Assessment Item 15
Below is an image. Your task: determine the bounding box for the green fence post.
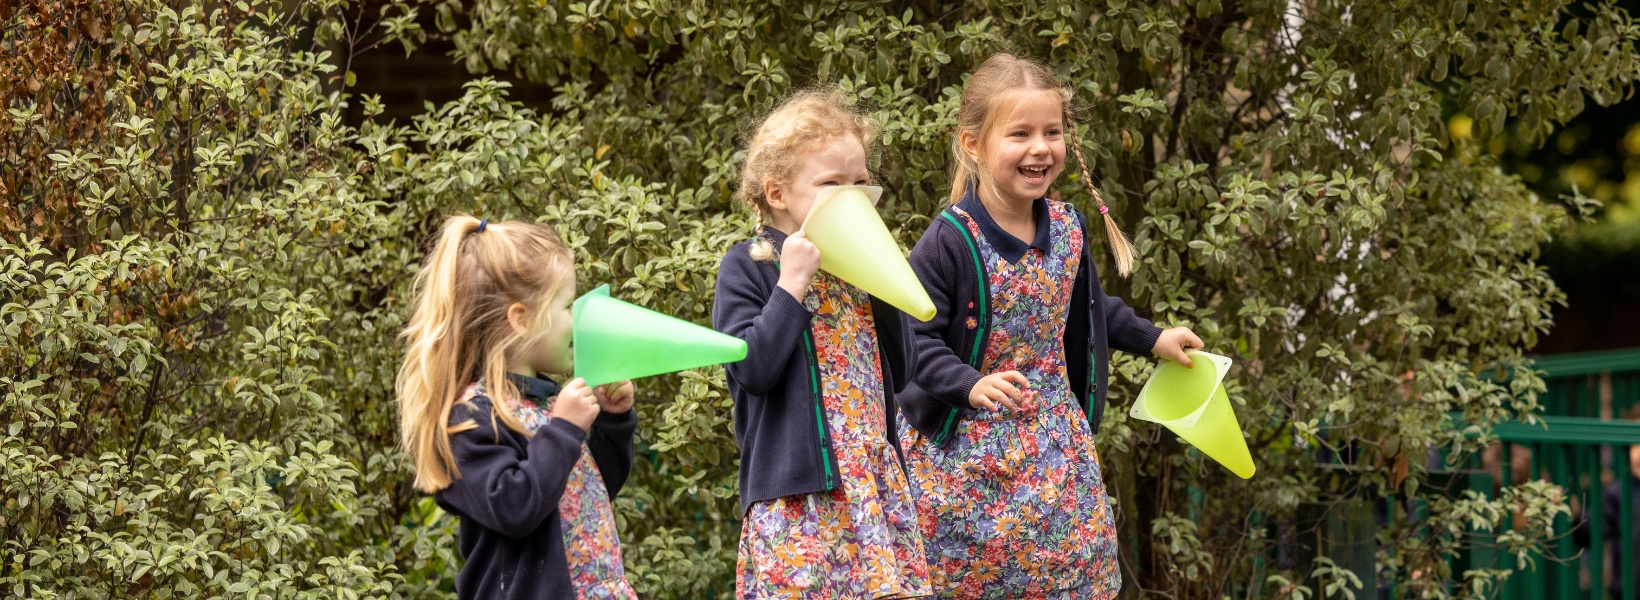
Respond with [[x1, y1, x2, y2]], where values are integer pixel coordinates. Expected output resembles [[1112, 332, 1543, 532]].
[[1554, 443, 1579, 599], [1584, 443, 1604, 600], [1501, 440, 1517, 600], [1528, 441, 1545, 595], [1622, 444, 1635, 600]]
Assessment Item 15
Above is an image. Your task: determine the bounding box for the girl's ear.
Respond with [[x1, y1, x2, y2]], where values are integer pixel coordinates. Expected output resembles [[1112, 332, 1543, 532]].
[[505, 302, 532, 336], [764, 178, 786, 211], [959, 130, 981, 162]]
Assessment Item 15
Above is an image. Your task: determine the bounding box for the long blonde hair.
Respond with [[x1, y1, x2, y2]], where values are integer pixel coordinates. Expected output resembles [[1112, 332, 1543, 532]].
[[736, 86, 878, 260], [396, 216, 574, 493], [948, 53, 1136, 276]]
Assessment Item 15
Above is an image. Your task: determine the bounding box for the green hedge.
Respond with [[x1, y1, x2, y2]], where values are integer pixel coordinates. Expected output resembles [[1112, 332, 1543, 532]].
[[5, 0, 1639, 597]]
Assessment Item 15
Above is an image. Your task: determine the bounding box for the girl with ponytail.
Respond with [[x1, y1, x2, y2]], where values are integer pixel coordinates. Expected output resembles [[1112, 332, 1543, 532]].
[[397, 216, 639, 600], [895, 54, 1202, 598]]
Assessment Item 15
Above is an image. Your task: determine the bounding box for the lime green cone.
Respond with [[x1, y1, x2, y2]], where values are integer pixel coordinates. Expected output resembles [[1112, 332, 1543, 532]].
[[1130, 350, 1256, 479], [800, 186, 937, 322], [572, 285, 748, 388]]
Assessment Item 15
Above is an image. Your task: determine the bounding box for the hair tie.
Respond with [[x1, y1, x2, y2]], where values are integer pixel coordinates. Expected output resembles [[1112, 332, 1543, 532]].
[[476, 219, 489, 233], [1098, 205, 1109, 215]]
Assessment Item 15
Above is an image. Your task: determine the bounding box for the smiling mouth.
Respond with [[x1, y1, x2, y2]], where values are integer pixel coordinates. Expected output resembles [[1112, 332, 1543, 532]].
[[1019, 165, 1050, 179]]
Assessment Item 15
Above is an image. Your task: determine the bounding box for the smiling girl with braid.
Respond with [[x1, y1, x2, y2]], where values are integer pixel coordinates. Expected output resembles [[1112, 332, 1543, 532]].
[[895, 54, 1203, 598]]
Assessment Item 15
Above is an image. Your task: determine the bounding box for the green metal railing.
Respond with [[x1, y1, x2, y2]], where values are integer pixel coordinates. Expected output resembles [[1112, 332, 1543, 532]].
[[1476, 415, 1640, 600], [1535, 347, 1640, 419], [1486, 347, 1640, 599]]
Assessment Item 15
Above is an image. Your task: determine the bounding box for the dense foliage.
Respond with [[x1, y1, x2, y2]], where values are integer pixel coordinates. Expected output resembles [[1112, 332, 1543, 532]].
[[5, 0, 1638, 597]]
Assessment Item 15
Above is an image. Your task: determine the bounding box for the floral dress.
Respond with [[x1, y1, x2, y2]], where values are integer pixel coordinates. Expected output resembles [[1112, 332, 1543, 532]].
[[494, 381, 639, 600], [735, 271, 932, 599], [896, 200, 1121, 599]]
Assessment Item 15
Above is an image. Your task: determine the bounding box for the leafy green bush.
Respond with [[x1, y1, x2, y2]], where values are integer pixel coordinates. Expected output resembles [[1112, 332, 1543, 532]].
[[4, 0, 1637, 598], [2, 1, 448, 596]]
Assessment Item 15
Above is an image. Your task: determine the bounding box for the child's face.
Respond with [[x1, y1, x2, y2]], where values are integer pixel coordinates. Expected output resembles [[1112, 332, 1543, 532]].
[[510, 267, 578, 378], [765, 135, 870, 233], [968, 90, 1066, 206]]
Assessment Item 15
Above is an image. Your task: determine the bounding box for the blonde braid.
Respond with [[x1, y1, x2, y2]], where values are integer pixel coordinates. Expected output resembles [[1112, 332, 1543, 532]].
[[1066, 119, 1136, 277], [749, 209, 776, 261]]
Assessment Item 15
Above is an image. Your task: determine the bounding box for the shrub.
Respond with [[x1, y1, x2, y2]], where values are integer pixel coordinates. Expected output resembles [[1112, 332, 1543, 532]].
[[5, 0, 1637, 597]]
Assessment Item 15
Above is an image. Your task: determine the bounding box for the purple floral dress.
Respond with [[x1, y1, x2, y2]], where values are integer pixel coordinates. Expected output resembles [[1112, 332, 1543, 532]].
[[896, 200, 1121, 599], [736, 271, 932, 599], [490, 381, 639, 600]]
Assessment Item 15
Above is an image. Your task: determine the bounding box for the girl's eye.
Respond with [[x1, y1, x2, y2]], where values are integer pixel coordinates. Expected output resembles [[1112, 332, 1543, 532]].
[[854, 179, 869, 186], [822, 181, 839, 186]]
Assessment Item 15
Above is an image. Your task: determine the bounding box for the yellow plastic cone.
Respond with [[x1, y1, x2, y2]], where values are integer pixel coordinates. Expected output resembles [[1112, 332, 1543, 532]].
[[1129, 350, 1256, 479], [573, 285, 748, 388], [800, 186, 937, 322]]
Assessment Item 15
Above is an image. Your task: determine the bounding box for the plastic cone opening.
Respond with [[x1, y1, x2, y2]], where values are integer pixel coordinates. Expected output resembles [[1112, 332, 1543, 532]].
[[1130, 350, 1256, 479]]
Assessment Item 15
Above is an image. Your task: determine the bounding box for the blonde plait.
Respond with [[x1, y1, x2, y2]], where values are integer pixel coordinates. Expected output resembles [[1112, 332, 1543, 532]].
[[1065, 119, 1136, 277]]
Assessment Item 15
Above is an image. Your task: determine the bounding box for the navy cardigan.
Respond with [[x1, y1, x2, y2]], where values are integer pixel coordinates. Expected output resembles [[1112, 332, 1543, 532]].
[[434, 374, 637, 600], [712, 226, 917, 514], [897, 191, 1164, 446]]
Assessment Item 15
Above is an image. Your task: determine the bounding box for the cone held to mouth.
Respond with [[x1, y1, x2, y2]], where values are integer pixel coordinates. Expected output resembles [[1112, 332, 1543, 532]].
[[799, 185, 937, 322]]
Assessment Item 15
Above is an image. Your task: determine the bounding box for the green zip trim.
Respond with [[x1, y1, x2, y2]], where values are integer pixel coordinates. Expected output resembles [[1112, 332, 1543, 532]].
[[941, 211, 989, 366], [775, 254, 835, 489], [1078, 215, 1097, 422], [1086, 310, 1098, 419], [802, 329, 835, 488], [936, 210, 989, 445]]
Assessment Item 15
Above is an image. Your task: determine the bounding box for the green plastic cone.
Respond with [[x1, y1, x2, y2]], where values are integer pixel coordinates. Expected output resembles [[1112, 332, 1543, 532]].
[[1129, 350, 1256, 479], [800, 186, 937, 322], [572, 285, 748, 388]]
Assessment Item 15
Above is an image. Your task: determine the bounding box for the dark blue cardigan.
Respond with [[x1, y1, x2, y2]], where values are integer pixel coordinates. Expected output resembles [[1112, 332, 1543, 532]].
[[434, 374, 637, 600], [897, 192, 1164, 446], [712, 226, 916, 514]]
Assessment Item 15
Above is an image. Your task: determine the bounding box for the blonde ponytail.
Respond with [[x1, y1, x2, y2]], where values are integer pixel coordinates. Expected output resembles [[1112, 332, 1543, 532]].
[[396, 215, 573, 493]]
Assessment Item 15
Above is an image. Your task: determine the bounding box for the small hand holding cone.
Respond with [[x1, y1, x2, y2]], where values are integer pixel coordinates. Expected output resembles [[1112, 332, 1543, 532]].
[[552, 378, 601, 433], [776, 231, 822, 302], [1152, 327, 1204, 368], [593, 380, 635, 414]]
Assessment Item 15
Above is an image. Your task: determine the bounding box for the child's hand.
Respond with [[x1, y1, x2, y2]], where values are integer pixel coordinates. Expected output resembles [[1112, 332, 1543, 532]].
[[776, 231, 822, 301], [593, 380, 636, 414], [968, 370, 1029, 412], [1152, 327, 1205, 368], [551, 378, 602, 433]]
